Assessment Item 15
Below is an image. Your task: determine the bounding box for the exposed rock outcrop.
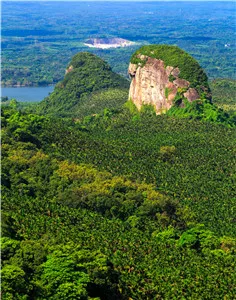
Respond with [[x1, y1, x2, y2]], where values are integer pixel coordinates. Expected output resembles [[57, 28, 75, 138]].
[[128, 45, 211, 114]]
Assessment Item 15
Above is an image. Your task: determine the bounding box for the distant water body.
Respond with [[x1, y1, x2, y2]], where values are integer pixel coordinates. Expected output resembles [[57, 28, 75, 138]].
[[1, 86, 55, 102]]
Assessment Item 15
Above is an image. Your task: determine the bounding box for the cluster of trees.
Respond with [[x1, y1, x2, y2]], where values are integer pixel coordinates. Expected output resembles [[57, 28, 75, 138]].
[[166, 98, 235, 126], [1, 104, 236, 299]]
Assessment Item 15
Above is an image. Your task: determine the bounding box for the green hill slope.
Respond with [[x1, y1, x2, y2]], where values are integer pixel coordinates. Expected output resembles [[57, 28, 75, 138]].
[[37, 52, 129, 117]]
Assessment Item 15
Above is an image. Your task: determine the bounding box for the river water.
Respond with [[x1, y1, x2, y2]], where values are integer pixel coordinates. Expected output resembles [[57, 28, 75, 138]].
[[1, 86, 55, 102]]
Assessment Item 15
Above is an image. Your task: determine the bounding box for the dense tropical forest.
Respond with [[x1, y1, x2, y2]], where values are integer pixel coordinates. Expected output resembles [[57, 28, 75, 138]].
[[1, 1, 236, 300], [2, 100, 236, 299], [2, 53, 236, 298]]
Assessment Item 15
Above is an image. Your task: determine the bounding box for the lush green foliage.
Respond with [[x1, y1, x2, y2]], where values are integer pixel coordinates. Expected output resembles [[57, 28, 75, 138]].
[[131, 44, 210, 98], [2, 106, 236, 299], [69, 88, 129, 119], [166, 98, 235, 127], [37, 52, 129, 116]]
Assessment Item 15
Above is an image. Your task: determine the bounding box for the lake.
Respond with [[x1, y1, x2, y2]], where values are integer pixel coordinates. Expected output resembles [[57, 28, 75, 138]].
[[1, 86, 55, 102]]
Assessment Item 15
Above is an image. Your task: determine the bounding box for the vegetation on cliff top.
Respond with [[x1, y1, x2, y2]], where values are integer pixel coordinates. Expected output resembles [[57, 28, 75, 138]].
[[37, 52, 129, 116], [131, 45, 211, 98], [129, 45, 236, 125]]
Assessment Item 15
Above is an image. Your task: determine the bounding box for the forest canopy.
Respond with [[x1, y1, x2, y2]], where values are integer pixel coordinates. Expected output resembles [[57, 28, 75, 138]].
[[1, 103, 236, 299]]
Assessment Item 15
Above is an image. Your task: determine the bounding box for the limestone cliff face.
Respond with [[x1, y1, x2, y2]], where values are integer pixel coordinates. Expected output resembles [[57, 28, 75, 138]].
[[128, 55, 200, 114]]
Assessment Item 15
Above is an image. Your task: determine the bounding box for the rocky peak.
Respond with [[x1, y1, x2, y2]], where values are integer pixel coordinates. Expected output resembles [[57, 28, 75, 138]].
[[128, 45, 211, 114]]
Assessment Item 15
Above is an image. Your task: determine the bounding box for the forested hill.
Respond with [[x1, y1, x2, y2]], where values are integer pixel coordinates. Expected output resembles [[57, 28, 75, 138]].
[[35, 48, 235, 127], [37, 52, 129, 117]]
